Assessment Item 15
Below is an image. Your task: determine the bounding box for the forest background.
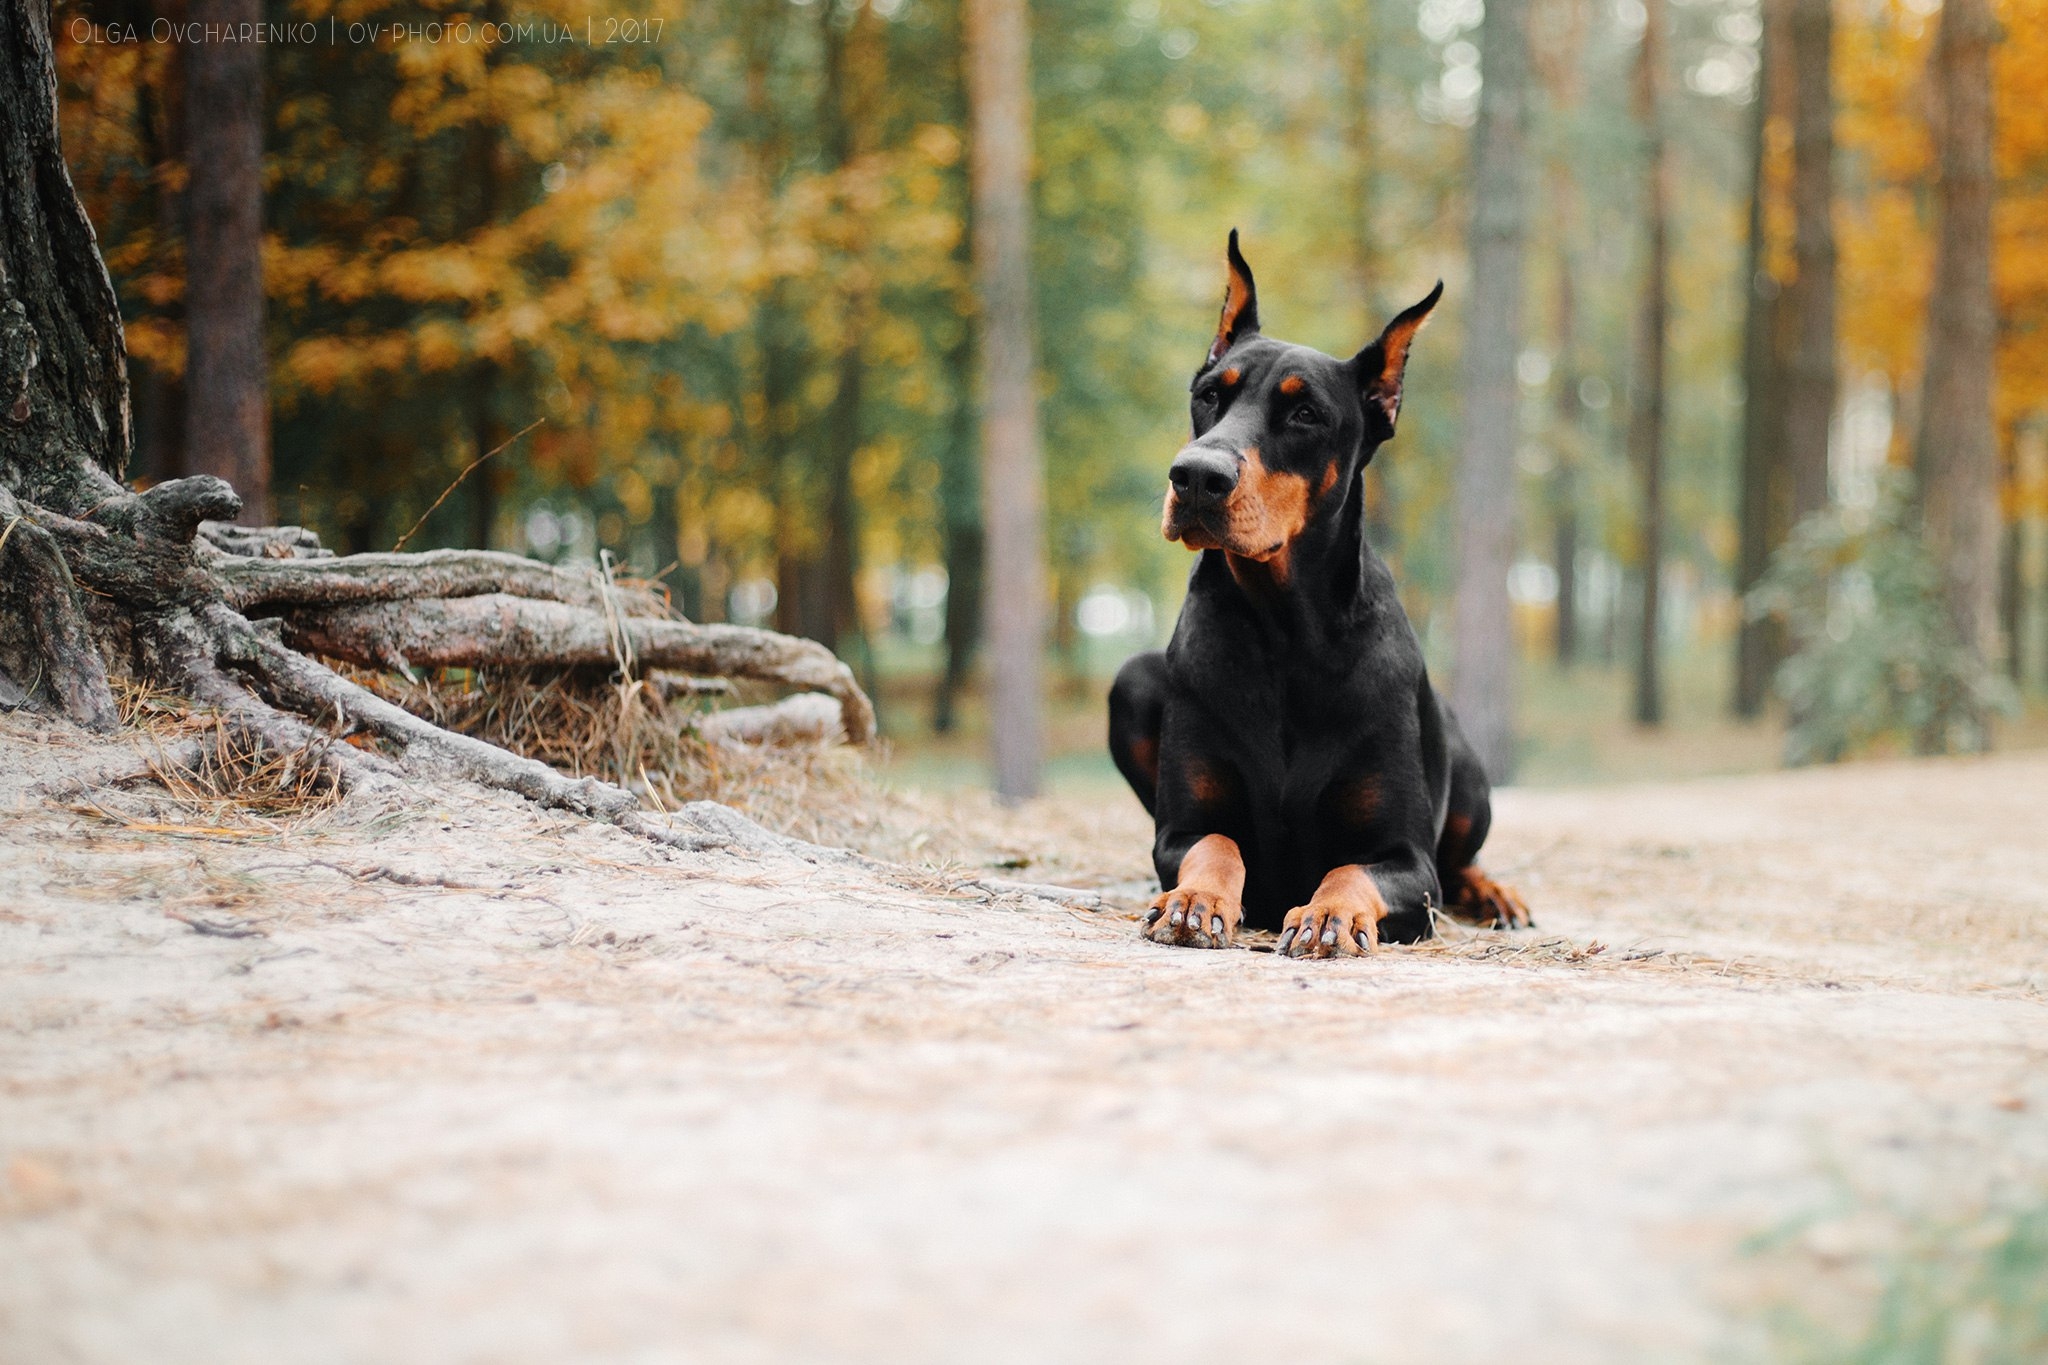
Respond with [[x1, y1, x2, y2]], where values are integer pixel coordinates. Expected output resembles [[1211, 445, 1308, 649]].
[[47, 0, 2048, 795]]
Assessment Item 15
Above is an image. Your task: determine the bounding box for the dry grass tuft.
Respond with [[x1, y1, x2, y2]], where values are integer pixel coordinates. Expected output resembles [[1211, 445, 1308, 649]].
[[150, 723, 345, 823], [80, 689, 345, 837], [353, 663, 913, 851]]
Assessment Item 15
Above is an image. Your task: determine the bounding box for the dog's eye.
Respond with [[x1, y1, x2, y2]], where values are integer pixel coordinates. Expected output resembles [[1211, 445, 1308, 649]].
[[1288, 404, 1323, 427], [1192, 390, 1217, 416]]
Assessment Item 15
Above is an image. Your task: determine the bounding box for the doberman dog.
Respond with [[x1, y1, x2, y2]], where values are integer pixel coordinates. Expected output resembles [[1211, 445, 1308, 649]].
[[1108, 230, 1530, 957]]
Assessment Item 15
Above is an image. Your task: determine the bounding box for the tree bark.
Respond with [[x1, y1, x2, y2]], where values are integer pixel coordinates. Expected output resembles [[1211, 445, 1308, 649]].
[[816, 0, 883, 669], [1533, 0, 1589, 669], [1451, 0, 1530, 782], [934, 277, 984, 735], [1781, 0, 1836, 527], [181, 0, 270, 524], [1733, 0, 1790, 719], [965, 0, 1046, 801], [1550, 212, 1581, 670], [1998, 474, 2021, 679], [1917, 0, 2001, 666], [1344, 9, 1400, 561], [1630, 0, 1671, 728], [932, 0, 984, 736]]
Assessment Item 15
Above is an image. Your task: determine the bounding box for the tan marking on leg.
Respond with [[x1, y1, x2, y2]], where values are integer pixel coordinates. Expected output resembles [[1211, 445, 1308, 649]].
[[1345, 776, 1381, 823], [1446, 866, 1533, 929], [1130, 736, 1159, 785], [1185, 755, 1225, 805], [1142, 833, 1246, 950], [1280, 864, 1388, 958]]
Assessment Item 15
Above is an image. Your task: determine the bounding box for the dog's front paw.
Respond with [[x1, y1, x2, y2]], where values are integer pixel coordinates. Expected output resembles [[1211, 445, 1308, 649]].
[[1449, 867, 1533, 929], [1141, 886, 1241, 949], [1278, 900, 1377, 957], [1279, 866, 1387, 958]]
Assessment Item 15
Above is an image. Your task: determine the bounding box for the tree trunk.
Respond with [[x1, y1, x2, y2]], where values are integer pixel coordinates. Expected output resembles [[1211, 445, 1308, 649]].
[[1734, 0, 1790, 718], [1630, 0, 1671, 728], [1533, 0, 1589, 670], [181, 0, 270, 525], [1451, 0, 1530, 782], [1999, 472, 2021, 680], [1781, 0, 1836, 527], [131, 46, 185, 487], [0, 0, 871, 849], [933, 1, 985, 737], [1550, 219, 1581, 670], [464, 20, 505, 554], [818, 0, 882, 670], [934, 267, 984, 735], [965, 0, 1046, 801], [1347, 14, 1398, 561], [1917, 0, 2001, 667]]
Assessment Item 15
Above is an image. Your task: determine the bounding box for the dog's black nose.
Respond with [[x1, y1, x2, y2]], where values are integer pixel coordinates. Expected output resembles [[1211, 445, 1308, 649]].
[[1169, 447, 1239, 507]]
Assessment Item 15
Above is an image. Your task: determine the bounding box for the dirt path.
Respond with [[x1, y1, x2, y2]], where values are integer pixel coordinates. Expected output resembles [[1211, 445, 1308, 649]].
[[3, 714, 2046, 1363]]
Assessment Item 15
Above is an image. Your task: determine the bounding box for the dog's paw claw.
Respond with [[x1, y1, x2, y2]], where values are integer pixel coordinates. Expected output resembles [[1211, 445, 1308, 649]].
[[1279, 900, 1377, 959], [1142, 887, 1240, 949], [1452, 868, 1532, 930]]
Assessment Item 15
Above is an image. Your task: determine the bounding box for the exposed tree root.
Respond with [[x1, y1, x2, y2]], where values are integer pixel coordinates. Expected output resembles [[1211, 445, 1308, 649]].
[[4, 480, 873, 854], [0, 487, 117, 731], [277, 592, 874, 745]]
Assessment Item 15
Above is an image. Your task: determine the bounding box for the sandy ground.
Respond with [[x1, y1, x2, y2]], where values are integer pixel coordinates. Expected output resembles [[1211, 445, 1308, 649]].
[[3, 711, 2047, 1364]]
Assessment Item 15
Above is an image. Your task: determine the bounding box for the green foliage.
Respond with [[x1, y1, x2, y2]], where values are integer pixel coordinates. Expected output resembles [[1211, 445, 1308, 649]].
[[1777, 1197, 2048, 1365], [1747, 472, 2017, 764]]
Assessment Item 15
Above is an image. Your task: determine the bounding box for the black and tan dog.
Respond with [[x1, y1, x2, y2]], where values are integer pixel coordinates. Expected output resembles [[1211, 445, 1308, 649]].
[[1109, 230, 1529, 957]]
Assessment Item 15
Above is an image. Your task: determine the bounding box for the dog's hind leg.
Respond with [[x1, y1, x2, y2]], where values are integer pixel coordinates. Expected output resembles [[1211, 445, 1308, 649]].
[[1108, 651, 1168, 816], [1434, 703, 1533, 929]]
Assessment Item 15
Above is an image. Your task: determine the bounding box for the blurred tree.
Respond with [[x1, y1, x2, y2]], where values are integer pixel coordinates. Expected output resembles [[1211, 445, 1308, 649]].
[[1781, 0, 1835, 528], [966, 0, 1045, 800], [1533, 0, 1590, 668], [1629, 0, 1671, 727], [1733, 0, 1789, 719], [811, 0, 886, 662], [1343, 3, 1394, 557], [1453, 0, 1531, 780], [182, 0, 269, 523], [1917, 0, 2001, 679], [933, 2, 982, 738]]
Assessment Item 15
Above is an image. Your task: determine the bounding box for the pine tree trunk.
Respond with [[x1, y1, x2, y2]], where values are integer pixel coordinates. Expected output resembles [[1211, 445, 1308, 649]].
[[1733, 0, 1789, 718], [182, 0, 270, 525], [1917, 0, 2001, 666], [933, 0, 985, 736], [934, 270, 984, 736], [1451, 0, 1530, 782], [1781, 0, 1836, 526], [1630, 0, 1670, 728], [965, 0, 1046, 801], [1551, 230, 1581, 669], [1348, 13, 1400, 561], [818, 0, 882, 669], [1534, 0, 1590, 671], [131, 43, 185, 486]]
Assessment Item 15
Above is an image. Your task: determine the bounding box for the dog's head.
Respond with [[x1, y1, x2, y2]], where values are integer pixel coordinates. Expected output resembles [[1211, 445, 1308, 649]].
[[1161, 229, 1440, 565]]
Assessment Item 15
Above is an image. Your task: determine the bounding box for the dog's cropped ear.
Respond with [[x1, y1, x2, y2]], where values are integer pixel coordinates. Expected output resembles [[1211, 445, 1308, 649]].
[[1204, 228, 1260, 367], [1351, 281, 1443, 439]]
